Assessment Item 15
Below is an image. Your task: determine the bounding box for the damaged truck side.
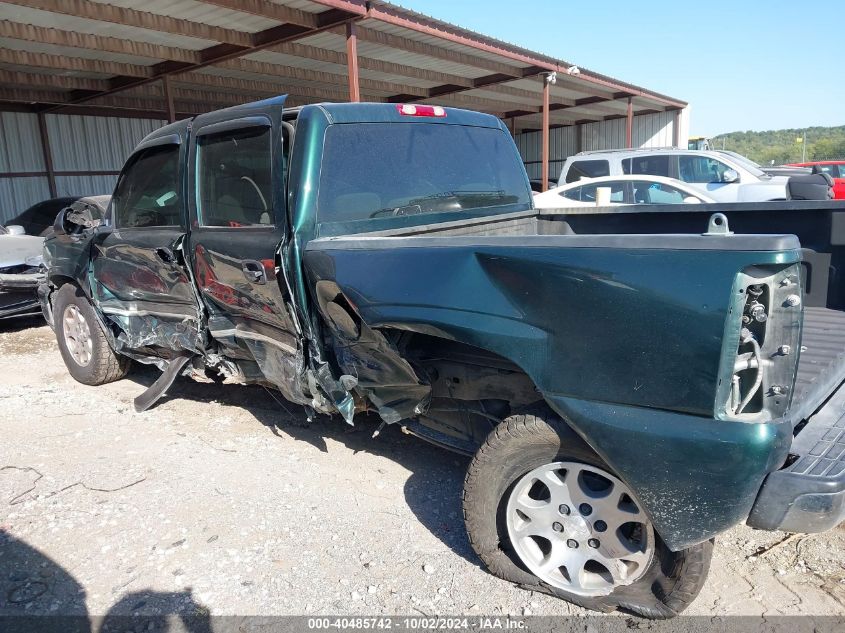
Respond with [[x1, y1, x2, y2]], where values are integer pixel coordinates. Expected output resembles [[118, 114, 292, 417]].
[[40, 97, 845, 618]]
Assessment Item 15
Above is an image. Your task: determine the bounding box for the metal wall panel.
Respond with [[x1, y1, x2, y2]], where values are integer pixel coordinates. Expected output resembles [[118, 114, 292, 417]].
[[46, 114, 165, 171], [633, 111, 675, 148], [514, 111, 677, 180], [54, 175, 119, 199], [0, 177, 51, 225], [0, 112, 45, 173], [582, 117, 626, 152], [515, 126, 577, 181]]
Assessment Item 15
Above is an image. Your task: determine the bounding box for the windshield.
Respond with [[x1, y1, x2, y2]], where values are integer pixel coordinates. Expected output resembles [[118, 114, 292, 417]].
[[717, 150, 768, 178], [317, 122, 531, 224]]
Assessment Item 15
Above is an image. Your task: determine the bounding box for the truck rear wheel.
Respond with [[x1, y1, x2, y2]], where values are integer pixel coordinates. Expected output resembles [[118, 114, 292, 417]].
[[54, 284, 130, 385], [462, 409, 712, 618]]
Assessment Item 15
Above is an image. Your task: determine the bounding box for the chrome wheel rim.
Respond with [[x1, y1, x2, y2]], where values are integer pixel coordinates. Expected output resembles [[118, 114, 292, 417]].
[[62, 304, 93, 367], [506, 461, 654, 597]]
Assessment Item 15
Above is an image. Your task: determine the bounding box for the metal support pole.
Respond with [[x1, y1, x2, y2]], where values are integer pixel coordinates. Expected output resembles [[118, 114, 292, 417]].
[[36, 112, 57, 198], [162, 75, 176, 123], [673, 109, 682, 148], [346, 22, 361, 102], [508, 117, 516, 138], [541, 72, 555, 192], [625, 97, 633, 149]]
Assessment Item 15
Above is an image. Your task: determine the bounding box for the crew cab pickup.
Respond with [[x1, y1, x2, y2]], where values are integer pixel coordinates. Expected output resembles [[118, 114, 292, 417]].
[[39, 97, 845, 618]]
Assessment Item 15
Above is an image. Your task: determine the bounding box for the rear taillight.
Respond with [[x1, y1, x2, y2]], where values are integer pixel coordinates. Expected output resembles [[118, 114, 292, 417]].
[[716, 264, 803, 421], [396, 104, 446, 117]]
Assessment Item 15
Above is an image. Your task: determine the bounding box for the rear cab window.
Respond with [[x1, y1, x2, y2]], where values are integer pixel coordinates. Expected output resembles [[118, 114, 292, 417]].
[[565, 159, 609, 183], [317, 123, 531, 226]]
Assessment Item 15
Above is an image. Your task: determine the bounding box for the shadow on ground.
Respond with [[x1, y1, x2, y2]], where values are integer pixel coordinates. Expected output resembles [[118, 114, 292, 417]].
[[125, 364, 480, 567], [0, 315, 45, 333], [0, 529, 210, 631]]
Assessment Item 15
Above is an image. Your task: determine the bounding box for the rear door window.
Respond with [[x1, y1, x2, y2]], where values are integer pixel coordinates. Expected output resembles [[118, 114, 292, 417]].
[[565, 159, 609, 183], [196, 126, 273, 228], [622, 155, 672, 178]]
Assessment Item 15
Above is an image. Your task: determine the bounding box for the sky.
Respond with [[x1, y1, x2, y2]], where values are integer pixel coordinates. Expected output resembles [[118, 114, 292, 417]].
[[391, 0, 844, 136]]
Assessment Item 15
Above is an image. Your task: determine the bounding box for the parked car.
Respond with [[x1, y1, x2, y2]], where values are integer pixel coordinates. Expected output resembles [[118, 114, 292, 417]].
[[40, 98, 845, 618], [558, 148, 829, 202], [789, 161, 845, 199], [533, 174, 715, 208], [529, 178, 557, 192], [0, 223, 44, 319], [0, 196, 109, 320], [4, 196, 84, 237], [715, 150, 811, 178]]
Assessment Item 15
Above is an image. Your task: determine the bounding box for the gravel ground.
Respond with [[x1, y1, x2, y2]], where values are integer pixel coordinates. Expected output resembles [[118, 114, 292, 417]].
[[1, 317, 844, 621]]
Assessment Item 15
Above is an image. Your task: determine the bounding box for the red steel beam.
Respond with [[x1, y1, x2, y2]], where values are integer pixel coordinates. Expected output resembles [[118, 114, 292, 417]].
[[625, 97, 633, 148], [332, 0, 686, 108], [346, 22, 360, 102], [41, 7, 363, 112]]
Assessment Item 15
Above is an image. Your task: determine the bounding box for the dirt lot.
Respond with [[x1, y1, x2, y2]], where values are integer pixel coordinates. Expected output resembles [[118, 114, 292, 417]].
[[1, 316, 844, 620]]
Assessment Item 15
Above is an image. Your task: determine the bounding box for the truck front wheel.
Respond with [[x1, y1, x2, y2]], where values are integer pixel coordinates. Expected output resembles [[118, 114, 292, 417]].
[[53, 284, 130, 385], [462, 409, 712, 618]]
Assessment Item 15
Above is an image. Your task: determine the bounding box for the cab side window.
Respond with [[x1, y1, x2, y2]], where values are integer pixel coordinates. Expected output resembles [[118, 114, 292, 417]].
[[197, 126, 273, 228], [678, 156, 731, 183], [565, 159, 609, 183], [112, 144, 181, 228]]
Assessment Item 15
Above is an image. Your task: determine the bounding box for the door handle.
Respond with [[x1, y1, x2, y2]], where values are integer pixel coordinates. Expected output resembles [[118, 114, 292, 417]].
[[241, 260, 266, 285]]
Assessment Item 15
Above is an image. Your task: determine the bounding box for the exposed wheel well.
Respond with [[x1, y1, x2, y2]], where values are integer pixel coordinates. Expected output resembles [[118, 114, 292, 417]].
[[386, 329, 546, 453]]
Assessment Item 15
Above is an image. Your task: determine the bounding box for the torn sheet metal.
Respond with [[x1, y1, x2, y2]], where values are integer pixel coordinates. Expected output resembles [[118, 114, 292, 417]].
[[314, 282, 430, 424]]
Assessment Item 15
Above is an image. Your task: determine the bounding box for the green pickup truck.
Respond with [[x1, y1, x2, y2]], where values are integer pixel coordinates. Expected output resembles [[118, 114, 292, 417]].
[[39, 97, 845, 618]]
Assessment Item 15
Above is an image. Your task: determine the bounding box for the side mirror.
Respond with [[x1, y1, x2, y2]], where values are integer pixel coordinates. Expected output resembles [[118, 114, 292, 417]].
[[5, 224, 26, 236], [721, 169, 740, 184], [683, 196, 702, 204], [53, 204, 103, 235]]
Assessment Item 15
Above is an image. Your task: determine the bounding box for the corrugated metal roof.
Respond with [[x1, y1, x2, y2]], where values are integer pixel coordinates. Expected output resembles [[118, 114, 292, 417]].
[[269, 0, 327, 13], [0, 5, 217, 50], [0, 63, 108, 81], [0, 36, 161, 66], [93, 0, 281, 33]]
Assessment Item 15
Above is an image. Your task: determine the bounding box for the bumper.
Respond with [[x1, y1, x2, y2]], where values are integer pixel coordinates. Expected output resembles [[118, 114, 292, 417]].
[[748, 380, 845, 532]]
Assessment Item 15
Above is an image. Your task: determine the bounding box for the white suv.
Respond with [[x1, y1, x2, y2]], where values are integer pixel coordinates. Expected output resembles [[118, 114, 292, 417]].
[[558, 149, 790, 202]]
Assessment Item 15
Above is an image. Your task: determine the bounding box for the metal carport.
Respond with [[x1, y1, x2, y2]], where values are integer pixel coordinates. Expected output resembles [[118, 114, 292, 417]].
[[0, 0, 687, 207]]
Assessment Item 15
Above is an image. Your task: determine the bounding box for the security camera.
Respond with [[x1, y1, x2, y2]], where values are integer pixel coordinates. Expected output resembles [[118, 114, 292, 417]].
[[567, 66, 580, 76]]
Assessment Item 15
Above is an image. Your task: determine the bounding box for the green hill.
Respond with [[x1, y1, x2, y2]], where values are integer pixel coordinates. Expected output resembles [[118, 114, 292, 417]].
[[710, 125, 845, 165]]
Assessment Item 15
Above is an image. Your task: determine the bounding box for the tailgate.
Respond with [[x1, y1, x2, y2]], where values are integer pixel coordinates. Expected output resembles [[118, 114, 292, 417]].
[[747, 309, 845, 532]]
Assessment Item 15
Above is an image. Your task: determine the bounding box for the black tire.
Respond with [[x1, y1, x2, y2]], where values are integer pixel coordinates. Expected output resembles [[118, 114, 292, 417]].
[[462, 408, 712, 618], [53, 284, 130, 386]]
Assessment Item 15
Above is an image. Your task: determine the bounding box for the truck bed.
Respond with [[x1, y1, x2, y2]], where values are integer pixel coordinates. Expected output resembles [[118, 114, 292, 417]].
[[790, 307, 845, 425]]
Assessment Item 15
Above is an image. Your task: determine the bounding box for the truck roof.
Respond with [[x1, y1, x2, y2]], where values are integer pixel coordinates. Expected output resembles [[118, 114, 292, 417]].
[[138, 96, 504, 148]]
